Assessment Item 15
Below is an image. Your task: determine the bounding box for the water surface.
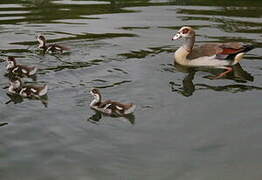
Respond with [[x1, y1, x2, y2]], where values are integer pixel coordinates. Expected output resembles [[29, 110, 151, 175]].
[[0, 0, 262, 180]]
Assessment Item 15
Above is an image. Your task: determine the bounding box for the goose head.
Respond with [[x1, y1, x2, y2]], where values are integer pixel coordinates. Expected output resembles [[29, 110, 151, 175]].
[[172, 26, 195, 40]]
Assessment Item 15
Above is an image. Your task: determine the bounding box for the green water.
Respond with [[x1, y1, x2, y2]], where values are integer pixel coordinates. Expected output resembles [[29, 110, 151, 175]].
[[0, 0, 262, 179]]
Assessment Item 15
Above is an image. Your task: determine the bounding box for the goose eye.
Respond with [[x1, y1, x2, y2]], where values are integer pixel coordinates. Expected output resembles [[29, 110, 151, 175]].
[[182, 28, 189, 34]]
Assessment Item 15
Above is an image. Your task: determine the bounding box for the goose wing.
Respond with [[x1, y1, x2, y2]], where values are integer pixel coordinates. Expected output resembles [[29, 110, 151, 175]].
[[188, 42, 253, 60]]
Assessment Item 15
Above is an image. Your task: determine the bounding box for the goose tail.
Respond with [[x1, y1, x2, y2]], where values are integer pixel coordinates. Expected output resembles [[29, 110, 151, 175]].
[[242, 45, 255, 53], [233, 52, 245, 65], [29, 67, 38, 76], [124, 104, 136, 115], [233, 45, 254, 65], [39, 84, 48, 96]]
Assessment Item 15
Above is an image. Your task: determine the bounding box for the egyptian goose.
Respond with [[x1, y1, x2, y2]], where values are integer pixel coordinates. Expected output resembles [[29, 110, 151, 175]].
[[8, 78, 48, 98], [37, 34, 69, 53], [89, 88, 136, 116], [172, 26, 254, 78], [6, 57, 37, 77]]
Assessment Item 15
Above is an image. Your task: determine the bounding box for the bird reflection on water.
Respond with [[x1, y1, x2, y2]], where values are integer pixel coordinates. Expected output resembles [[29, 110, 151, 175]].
[[4, 72, 37, 82], [87, 110, 135, 125], [170, 63, 261, 97], [5, 93, 48, 107]]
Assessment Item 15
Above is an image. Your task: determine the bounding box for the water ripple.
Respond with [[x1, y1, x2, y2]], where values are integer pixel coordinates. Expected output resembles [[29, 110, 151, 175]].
[[93, 80, 132, 89]]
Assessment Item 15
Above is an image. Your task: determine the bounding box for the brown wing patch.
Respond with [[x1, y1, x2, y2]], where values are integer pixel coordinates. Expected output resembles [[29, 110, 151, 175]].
[[187, 43, 223, 59], [112, 101, 133, 109], [99, 100, 112, 108], [187, 42, 247, 59], [220, 48, 243, 55]]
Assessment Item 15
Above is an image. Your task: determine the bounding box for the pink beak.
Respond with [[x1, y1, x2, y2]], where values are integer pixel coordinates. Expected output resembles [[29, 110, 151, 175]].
[[172, 32, 182, 40]]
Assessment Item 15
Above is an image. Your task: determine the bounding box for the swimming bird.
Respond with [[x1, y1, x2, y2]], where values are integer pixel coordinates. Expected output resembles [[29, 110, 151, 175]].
[[89, 88, 136, 116], [6, 57, 37, 77], [37, 34, 69, 53], [8, 78, 48, 98], [172, 26, 254, 78]]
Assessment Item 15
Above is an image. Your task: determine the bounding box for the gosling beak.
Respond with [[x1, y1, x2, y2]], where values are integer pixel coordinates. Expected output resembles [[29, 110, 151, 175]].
[[172, 32, 182, 40]]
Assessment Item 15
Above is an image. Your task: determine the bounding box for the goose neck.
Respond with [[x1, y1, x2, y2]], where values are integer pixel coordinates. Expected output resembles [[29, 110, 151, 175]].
[[183, 36, 195, 52], [90, 94, 101, 107]]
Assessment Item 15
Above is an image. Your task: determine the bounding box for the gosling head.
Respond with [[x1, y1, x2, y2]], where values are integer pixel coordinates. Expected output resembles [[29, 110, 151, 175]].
[[37, 34, 46, 48], [6, 56, 17, 69], [90, 88, 102, 102]]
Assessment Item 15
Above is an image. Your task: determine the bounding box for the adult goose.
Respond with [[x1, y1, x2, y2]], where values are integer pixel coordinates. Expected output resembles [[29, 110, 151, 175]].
[[172, 26, 254, 78], [90, 88, 136, 116]]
